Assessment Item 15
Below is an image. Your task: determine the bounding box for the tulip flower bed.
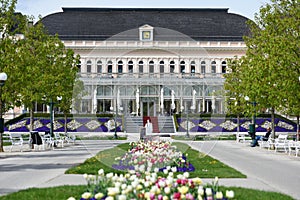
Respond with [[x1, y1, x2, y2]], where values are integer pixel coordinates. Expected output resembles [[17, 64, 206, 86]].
[[112, 140, 195, 173], [65, 142, 246, 178], [71, 168, 234, 200], [69, 140, 236, 200]]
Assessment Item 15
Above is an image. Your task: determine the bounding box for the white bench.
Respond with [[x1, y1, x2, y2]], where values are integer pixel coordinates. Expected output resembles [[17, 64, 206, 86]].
[[7, 133, 30, 152], [274, 134, 289, 153], [288, 141, 300, 157], [235, 132, 251, 143], [53, 132, 64, 148], [62, 132, 76, 144]]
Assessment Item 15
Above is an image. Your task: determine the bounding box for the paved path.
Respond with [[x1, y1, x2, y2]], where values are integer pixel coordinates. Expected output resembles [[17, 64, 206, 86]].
[[0, 140, 127, 196], [187, 140, 300, 200], [0, 135, 299, 199]]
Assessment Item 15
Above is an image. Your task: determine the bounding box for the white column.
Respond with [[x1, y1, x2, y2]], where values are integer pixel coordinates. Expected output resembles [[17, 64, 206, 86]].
[[202, 88, 206, 112], [92, 88, 97, 114]]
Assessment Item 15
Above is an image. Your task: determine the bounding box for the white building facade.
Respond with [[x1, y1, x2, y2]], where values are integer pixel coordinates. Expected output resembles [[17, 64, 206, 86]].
[[41, 8, 249, 117]]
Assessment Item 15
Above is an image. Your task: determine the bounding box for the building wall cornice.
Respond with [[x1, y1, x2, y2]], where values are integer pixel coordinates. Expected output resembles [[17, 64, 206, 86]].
[[63, 40, 246, 51]]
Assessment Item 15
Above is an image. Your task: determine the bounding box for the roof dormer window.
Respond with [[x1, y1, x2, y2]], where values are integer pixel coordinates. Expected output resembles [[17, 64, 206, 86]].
[[139, 24, 153, 41]]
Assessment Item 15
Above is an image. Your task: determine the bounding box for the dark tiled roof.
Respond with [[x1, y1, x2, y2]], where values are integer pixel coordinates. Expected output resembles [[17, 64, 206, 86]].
[[40, 8, 251, 41]]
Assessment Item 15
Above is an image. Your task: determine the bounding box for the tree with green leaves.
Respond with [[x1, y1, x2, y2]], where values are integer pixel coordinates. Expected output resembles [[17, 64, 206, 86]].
[[0, 0, 26, 152], [57, 73, 84, 133], [224, 57, 249, 133], [16, 21, 81, 132], [0, 0, 83, 151], [225, 0, 300, 139]]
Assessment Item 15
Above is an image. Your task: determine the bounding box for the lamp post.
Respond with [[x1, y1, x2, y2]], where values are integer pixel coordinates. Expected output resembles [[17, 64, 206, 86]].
[[297, 76, 300, 141], [110, 106, 122, 139], [181, 106, 190, 138], [49, 96, 62, 137], [245, 96, 257, 140], [0, 72, 7, 152]]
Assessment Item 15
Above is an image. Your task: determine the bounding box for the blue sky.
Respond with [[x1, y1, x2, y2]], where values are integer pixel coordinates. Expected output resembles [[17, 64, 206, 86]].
[[16, 0, 271, 21]]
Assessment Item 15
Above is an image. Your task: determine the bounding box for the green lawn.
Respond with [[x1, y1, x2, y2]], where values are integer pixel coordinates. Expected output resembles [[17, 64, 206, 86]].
[[66, 142, 246, 178], [172, 134, 237, 141], [0, 142, 294, 200]]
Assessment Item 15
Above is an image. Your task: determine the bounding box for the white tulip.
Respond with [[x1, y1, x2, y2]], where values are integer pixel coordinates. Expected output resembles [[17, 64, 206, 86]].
[[98, 169, 104, 176], [81, 192, 92, 199], [226, 190, 235, 198], [183, 172, 189, 178], [118, 194, 127, 200], [164, 187, 171, 194], [215, 191, 223, 199], [206, 188, 212, 196]]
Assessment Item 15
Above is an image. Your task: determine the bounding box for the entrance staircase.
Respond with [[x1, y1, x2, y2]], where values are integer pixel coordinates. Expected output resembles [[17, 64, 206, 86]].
[[124, 116, 175, 134], [124, 116, 143, 133], [157, 116, 175, 133], [142, 116, 160, 133]]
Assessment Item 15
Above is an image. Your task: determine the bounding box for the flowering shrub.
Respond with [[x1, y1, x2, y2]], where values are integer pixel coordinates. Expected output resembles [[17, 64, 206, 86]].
[[68, 168, 234, 200], [112, 140, 194, 173]]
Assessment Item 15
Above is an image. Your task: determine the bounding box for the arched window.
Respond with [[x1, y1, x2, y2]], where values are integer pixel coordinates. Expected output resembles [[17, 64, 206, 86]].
[[211, 61, 216, 74], [107, 60, 113, 73], [190, 61, 196, 74], [86, 60, 92, 73], [149, 61, 154, 73], [97, 60, 102, 73], [159, 61, 164, 73], [222, 61, 227, 73], [128, 61, 133, 73], [138, 61, 143, 73], [118, 60, 123, 73], [180, 61, 185, 73], [201, 61, 206, 74], [170, 61, 175, 73]]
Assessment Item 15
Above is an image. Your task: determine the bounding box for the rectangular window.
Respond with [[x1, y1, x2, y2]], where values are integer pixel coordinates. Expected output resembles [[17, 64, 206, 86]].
[[201, 66, 206, 74], [118, 65, 123, 73], [139, 65, 143, 73]]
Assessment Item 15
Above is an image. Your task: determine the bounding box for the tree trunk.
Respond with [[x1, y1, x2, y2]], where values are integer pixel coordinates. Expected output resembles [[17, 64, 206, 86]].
[[64, 113, 67, 133], [237, 114, 240, 133], [29, 102, 35, 132], [271, 107, 275, 139]]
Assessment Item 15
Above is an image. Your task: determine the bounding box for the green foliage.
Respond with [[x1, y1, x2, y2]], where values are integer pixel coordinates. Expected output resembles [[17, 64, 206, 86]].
[[65, 143, 129, 175], [224, 57, 249, 116], [1, 2, 84, 132], [224, 0, 300, 126], [4, 112, 114, 125], [219, 186, 294, 200], [0, 185, 87, 200], [244, 0, 299, 115]]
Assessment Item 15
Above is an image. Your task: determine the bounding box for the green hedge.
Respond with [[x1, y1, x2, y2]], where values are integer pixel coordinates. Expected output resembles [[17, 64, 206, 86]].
[[4, 113, 114, 126]]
